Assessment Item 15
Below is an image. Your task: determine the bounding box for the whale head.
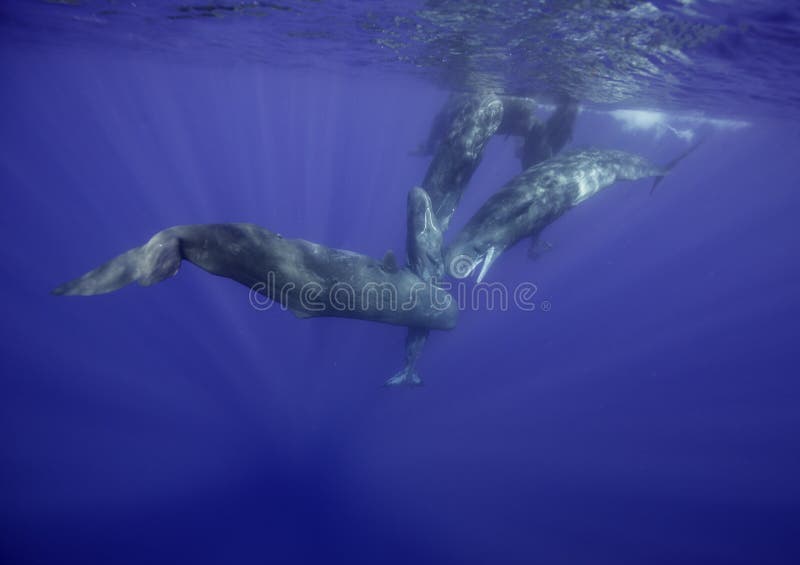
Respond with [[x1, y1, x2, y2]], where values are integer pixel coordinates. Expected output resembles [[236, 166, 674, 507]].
[[407, 187, 444, 281]]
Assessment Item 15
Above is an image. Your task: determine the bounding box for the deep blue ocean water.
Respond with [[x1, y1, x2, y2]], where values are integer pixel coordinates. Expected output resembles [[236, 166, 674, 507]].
[[1, 2, 799, 564]]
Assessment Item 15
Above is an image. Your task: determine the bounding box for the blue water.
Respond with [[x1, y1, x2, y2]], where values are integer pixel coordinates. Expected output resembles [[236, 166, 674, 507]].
[[2, 2, 800, 564]]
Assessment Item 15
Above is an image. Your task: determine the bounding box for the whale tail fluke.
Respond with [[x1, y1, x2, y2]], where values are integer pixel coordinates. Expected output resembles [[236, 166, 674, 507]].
[[384, 367, 423, 387], [52, 231, 182, 296], [52, 247, 142, 296], [650, 136, 708, 194]]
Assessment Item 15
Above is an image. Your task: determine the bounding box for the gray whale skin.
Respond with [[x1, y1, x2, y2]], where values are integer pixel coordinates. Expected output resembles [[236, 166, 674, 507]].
[[53, 223, 458, 331]]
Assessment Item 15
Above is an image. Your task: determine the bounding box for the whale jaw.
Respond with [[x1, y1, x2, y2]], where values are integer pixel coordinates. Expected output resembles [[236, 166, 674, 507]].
[[448, 245, 501, 282], [475, 246, 498, 284]]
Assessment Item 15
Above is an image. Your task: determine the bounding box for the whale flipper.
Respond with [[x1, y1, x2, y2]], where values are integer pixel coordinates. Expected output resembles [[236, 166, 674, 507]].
[[290, 308, 313, 319], [52, 231, 182, 296]]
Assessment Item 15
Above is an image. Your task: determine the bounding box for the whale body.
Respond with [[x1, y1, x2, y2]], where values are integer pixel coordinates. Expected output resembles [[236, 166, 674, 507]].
[[54, 223, 458, 330], [446, 149, 669, 282]]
